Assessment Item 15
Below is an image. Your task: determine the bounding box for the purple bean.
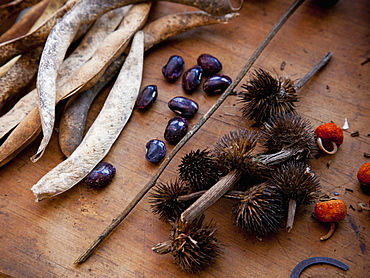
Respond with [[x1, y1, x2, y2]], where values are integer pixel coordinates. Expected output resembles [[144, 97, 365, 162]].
[[168, 96, 199, 118], [136, 85, 158, 109], [85, 162, 116, 188], [197, 54, 222, 77], [203, 74, 232, 94], [182, 65, 203, 93], [145, 139, 166, 163], [164, 116, 188, 144], [162, 55, 185, 82]]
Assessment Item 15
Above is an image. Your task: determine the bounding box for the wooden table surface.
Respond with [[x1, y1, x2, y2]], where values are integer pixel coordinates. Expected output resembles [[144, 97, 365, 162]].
[[0, 0, 369, 277]]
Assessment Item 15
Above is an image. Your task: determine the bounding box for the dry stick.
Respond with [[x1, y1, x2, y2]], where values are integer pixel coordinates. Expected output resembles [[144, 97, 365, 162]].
[[74, 0, 306, 264]]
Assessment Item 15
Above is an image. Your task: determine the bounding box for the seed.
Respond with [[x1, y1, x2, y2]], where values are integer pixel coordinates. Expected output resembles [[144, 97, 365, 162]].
[[168, 96, 199, 118], [145, 139, 166, 163], [84, 162, 116, 188], [162, 55, 185, 82], [182, 65, 203, 93], [197, 53, 222, 77], [136, 85, 158, 109], [203, 74, 232, 94], [164, 116, 188, 144]]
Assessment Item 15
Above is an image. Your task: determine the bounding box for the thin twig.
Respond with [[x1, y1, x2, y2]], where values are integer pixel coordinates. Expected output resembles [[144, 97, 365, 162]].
[[74, 0, 306, 264]]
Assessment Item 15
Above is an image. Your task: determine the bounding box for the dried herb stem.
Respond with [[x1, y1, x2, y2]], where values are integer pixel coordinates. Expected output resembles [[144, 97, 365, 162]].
[[320, 222, 336, 241], [176, 189, 245, 202], [74, 0, 306, 264], [286, 198, 297, 232]]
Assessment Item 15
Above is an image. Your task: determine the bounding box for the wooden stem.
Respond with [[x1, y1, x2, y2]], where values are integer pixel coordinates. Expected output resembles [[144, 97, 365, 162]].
[[286, 198, 297, 232], [74, 0, 306, 264], [180, 169, 243, 223], [177, 189, 246, 202], [320, 222, 336, 241], [317, 137, 338, 155]]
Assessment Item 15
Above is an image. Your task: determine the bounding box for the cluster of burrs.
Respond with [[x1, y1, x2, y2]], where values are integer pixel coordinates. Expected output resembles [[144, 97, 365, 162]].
[[149, 55, 334, 273]]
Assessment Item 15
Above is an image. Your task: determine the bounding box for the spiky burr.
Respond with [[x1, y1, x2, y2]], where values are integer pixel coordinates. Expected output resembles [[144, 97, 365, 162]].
[[271, 160, 321, 231], [232, 182, 285, 235], [178, 148, 221, 191], [152, 215, 220, 274]]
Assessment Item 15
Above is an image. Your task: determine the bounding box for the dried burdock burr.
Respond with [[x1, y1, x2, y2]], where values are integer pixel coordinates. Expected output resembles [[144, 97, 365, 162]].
[[314, 122, 344, 155], [152, 214, 220, 274], [272, 160, 320, 232], [255, 113, 318, 166], [238, 52, 332, 126], [232, 182, 285, 235], [314, 198, 347, 241], [180, 129, 271, 223], [178, 148, 222, 191], [149, 179, 192, 222]]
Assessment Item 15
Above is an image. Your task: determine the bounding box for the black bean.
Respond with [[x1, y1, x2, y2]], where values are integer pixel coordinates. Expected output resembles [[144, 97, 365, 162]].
[[145, 139, 166, 163], [85, 162, 116, 188], [136, 85, 158, 109], [197, 54, 222, 77], [164, 116, 188, 144], [203, 74, 232, 94], [182, 65, 203, 93], [168, 96, 199, 118], [162, 55, 185, 82]]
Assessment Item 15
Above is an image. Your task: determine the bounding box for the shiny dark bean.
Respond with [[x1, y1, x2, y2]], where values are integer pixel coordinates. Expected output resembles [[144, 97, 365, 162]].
[[85, 162, 116, 188], [164, 116, 188, 144], [203, 74, 232, 94], [145, 139, 166, 163], [136, 85, 158, 109], [168, 96, 199, 118], [197, 54, 222, 77], [162, 55, 185, 82], [182, 65, 203, 93]]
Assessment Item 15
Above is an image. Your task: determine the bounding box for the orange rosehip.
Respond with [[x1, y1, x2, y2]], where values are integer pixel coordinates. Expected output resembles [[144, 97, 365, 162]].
[[314, 199, 347, 241], [314, 123, 343, 154], [357, 162, 370, 186]]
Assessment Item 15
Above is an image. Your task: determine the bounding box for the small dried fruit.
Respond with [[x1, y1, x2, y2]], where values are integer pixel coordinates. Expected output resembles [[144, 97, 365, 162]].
[[314, 122, 343, 154], [162, 55, 185, 82], [197, 53, 222, 77], [168, 96, 199, 118], [84, 162, 116, 188], [203, 74, 232, 94], [145, 139, 166, 163], [315, 199, 347, 241], [182, 65, 203, 93], [164, 116, 188, 144], [136, 85, 158, 109]]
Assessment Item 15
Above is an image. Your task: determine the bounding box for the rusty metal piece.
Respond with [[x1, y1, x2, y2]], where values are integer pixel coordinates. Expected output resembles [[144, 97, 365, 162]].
[[290, 257, 349, 278]]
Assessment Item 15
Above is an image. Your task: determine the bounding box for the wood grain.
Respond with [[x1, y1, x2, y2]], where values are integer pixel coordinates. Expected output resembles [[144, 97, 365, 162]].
[[0, 0, 369, 277]]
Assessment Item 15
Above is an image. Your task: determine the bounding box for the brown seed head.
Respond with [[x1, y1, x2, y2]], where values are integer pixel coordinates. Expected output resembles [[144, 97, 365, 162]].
[[238, 68, 299, 125], [178, 149, 222, 191], [232, 182, 285, 235]]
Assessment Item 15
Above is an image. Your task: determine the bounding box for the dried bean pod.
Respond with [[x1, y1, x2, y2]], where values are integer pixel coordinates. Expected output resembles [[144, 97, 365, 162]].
[[197, 53, 222, 77], [162, 55, 184, 82], [136, 85, 158, 109], [168, 96, 198, 118], [182, 65, 203, 93], [164, 116, 188, 144], [203, 74, 232, 94]]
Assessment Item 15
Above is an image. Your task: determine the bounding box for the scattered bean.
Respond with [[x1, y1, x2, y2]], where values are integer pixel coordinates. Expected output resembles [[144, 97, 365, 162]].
[[145, 139, 166, 163], [164, 116, 188, 144], [203, 74, 232, 94], [182, 65, 203, 93], [136, 85, 158, 109], [197, 53, 222, 76], [85, 162, 116, 188], [168, 96, 198, 117], [162, 55, 185, 82]]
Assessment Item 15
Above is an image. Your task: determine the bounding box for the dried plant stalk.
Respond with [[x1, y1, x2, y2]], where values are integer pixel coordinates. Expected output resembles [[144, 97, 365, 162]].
[[0, 0, 79, 67], [59, 11, 237, 156], [0, 0, 51, 43], [75, 0, 306, 264], [0, 0, 42, 21], [31, 30, 144, 201]]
